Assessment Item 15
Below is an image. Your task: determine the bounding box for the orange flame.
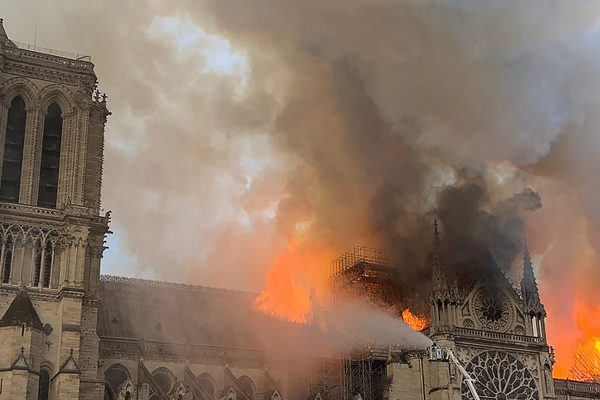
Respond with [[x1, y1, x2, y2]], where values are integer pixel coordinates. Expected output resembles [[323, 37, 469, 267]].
[[568, 337, 600, 382], [551, 294, 600, 380], [254, 241, 334, 324], [401, 308, 429, 331]]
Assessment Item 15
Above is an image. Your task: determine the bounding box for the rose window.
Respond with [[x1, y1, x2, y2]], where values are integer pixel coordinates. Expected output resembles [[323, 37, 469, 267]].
[[472, 288, 513, 331], [461, 351, 539, 400]]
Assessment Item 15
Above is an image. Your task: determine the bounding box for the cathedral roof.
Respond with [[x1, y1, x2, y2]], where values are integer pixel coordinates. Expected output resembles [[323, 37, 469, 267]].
[[97, 275, 266, 347], [0, 288, 43, 330]]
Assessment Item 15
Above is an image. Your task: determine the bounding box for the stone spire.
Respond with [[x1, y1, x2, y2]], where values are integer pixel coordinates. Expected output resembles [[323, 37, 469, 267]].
[[430, 218, 447, 295], [520, 237, 544, 313], [429, 218, 457, 301]]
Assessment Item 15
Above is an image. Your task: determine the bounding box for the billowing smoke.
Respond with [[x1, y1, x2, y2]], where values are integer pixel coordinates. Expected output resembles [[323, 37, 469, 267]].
[[4, 0, 600, 377]]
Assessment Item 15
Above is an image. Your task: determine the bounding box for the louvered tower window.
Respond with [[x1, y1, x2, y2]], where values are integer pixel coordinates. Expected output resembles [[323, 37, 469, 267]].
[[38, 103, 62, 208], [0, 96, 27, 202]]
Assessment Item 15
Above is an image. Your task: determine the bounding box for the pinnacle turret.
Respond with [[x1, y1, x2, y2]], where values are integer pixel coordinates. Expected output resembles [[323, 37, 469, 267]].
[[520, 237, 544, 314], [429, 218, 457, 302]]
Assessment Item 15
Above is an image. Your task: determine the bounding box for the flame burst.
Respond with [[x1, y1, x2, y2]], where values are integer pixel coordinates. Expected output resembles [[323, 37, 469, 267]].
[[401, 308, 429, 331], [254, 242, 334, 324]]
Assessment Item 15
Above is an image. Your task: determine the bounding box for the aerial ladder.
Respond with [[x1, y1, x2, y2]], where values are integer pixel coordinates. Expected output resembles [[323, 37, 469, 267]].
[[427, 345, 481, 400]]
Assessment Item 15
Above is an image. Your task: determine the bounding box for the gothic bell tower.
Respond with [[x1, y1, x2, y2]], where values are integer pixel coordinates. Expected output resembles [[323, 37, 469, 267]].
[[0, 19, 110, 400], [423, 219, 555, 400]]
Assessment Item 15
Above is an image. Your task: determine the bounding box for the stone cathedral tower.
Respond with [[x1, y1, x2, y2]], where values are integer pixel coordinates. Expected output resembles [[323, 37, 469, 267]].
[[425, 221, 555, 400], [0, 19, 110, 400]]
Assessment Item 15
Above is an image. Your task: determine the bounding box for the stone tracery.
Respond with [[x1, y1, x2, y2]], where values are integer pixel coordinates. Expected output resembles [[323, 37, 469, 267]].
[[471, 287, 514, 332], [461, 351, 539, 400]]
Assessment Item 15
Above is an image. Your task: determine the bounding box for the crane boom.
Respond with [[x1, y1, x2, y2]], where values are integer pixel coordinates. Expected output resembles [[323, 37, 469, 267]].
[[427, 345, 480, 400]]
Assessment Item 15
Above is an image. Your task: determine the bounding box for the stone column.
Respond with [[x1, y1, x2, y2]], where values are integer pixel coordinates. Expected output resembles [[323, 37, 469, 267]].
[[0, 99, 10, 180], [58, 241, 71, 288], [74, 107, 90, 205], [0, 236, 7, 283], [57, 111, 76, 208], [20, 106, 41, 205], [75, 238, 87, 287]]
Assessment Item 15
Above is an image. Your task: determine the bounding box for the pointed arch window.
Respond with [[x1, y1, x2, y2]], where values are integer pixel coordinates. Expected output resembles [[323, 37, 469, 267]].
[[2, 235, 13, 284], [42, 240, 52, 288], [33, 240, 43, 287], [0, 96, 27, 203], [33, 239, 53, 288], [38, 102, 62, 208]]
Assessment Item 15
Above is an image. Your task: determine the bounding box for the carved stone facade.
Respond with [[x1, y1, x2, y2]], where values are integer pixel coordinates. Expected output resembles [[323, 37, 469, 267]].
[[0, 19, 110, 400]]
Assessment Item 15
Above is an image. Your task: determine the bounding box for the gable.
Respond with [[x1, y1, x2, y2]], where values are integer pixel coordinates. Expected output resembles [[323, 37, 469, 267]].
[[458, 272, 526, 334]]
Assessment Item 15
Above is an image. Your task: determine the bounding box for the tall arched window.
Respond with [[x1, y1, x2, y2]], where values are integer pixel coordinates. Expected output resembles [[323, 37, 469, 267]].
[[0, 96, 27, 203], [37, 369, 50, 400], [38, 102, 62, 208], [33, 239, 43, 287], [2, 235, 13, 284], [33, 239, 53, 288], [42, 240, 52, 288]]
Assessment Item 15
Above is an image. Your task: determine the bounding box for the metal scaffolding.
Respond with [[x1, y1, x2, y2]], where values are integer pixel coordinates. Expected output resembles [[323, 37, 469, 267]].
[[331, 247, 391, 277], [318, 247, 401, 399]]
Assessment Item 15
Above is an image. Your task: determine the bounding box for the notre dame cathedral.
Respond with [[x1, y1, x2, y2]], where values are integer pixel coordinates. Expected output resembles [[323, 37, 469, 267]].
[[0, 18, 599, 400]]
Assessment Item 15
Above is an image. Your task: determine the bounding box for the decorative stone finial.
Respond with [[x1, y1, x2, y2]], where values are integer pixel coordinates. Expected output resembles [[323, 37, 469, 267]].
[[433, 217, 441, 250]]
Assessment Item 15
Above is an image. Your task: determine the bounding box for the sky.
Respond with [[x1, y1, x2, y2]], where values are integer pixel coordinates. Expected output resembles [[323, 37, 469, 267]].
[[3, 0, 600, 378]]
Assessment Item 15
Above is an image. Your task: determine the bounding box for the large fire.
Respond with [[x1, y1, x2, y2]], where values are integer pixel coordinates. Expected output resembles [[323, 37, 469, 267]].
[[401, 308, 429, 331], [549, 293, 600, 380], [254, 242, 334, 324], [255, 236, 600, 382], [559, 298, 600, 381]]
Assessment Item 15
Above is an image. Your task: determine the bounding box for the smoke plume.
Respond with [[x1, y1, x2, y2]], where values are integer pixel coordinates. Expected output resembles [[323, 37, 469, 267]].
[[4, 0, 600, 377]]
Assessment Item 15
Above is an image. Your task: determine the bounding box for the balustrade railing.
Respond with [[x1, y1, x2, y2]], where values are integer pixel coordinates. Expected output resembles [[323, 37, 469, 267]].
[[431, 325, 545, 344], [1, 37, 93, 70], [453, 326, 544, 344], [554, 378, 600, 396]]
